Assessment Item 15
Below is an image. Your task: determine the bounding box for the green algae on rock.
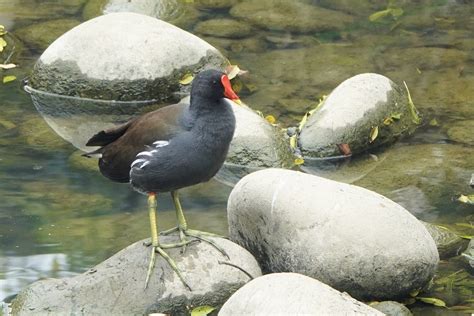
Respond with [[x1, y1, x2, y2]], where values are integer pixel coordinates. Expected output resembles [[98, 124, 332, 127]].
[[195, 18, 253, 39], [15, 19, 80, 52], [18, 115, 71, 150], [229, 0, 354, 33]]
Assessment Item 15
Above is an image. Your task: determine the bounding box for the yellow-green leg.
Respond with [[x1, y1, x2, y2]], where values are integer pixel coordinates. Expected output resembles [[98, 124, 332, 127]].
[[144, 193, 192, 290], [160, 190, 229, 259]]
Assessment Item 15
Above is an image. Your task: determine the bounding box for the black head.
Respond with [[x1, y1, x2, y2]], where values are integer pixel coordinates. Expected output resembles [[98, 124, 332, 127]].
[[190, 69, 239, 102]]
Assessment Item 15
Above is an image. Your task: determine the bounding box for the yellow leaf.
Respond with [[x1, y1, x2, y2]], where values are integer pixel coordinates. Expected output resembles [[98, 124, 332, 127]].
[[391, 113, 401, 120], [191, 305, 215, 316], [2, 75, 16, 83], [456, 194, 474, 205], [265, 115, 276, 124], [0, 37, 7, 52], [179, 73, 193, 85], [383, 117, 393, 125], [369, 9, 392, 22], [417, 297, 447, 307], [298, 112, 309, 132], [0, 63, 16, 70], [369, 126, 379, 143], [289, 135, 297, 149], [226, 64, 240, 80], [294, 158, 304, 165]]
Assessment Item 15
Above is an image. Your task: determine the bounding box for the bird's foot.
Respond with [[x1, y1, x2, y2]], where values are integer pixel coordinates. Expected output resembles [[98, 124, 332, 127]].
[[144, 240, 195, 291], [161, 227, 229, 259]]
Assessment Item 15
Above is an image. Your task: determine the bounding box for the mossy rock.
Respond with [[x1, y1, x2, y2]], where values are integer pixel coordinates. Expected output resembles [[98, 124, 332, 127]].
[[15, 19, 81, 52], [195, 18, 253, 39], [230, 0, 354, 33], [446, 120, 474, 146], [18, 115, 71, 150], [194, 0, 237, 9]]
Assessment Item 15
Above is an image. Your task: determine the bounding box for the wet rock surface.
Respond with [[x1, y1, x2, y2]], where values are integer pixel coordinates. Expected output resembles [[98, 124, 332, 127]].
[[227, 168, 439, 300], [371, 301, 413, 316], [195, 18, 253, 39], [11, 236, 262, 315], [446, 120, 474, 146], [353, 144, 474, 218], [15, 19, 80, 52], [298, 73, 419, 158], [230, 0, 354, 33], [422, 222, 468, 259], [219, 273, 383, 315]]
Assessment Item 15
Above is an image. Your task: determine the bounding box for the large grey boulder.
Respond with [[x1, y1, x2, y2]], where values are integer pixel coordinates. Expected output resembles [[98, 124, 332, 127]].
[[11, 236, 262, 315], [219, 273, 383, 315], [298, 73, 420, 158], [227, 168, 439, 300], [26, 12, 227, 151], [29, 12, 226, 101]]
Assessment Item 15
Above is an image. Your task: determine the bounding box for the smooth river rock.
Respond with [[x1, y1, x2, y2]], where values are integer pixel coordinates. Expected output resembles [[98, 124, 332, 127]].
[[26, 12, 227, 150], [29, 12, 226, 101], [299, 73, 420, 158], [227, 168, 439, 300], [219, 273, 383, 315], [216, 104, 295, 185], [11, 235, 262, 315]]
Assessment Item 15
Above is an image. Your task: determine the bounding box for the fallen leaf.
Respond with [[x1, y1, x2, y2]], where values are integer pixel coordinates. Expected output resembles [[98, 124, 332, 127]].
[[403, 81, 421, 124], [179, 73, 193, 85], [369, 126, 379, 143], [191, 305, 215, 316], [337, 143, 352, 156], [456, 194, 474, 205], [0, 63, 16, 70], [289, 135, 297, 149], [417, 297, 447, 307], [0, 37, 7, 52], [391, 113, 401, 120], [2, 75, 16, 83], [294, 157, 304, 166], [383, 117, 393, 125], [265, 115, 276, 124]]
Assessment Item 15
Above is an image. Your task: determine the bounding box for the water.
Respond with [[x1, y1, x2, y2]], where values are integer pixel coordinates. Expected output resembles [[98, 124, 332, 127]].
[[0, 0, 473, 313]]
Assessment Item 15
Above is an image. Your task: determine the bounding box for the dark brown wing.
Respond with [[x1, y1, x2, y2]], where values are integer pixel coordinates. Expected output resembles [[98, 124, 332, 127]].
[[85, 120, 135, 146], [86, 102, 188, 183]]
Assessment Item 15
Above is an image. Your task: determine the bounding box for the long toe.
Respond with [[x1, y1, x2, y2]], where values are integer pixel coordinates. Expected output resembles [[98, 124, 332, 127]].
[[145, 245, 192, 291], [184, 229, 229, 259]]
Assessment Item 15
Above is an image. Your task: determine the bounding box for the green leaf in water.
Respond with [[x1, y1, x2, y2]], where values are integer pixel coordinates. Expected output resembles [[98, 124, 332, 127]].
[[403, 81, 421, 124], [191, 305, 215, 316], [417, 297, 447, 307], [391, 113, 402, 120], [2, 75, 16, 83], [429, 118, 439, 126], [369, 9, 392, 22]]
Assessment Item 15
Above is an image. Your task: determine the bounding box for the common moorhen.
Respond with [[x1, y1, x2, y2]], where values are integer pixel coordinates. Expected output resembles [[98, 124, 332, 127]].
[[84, 69, 240, 289]]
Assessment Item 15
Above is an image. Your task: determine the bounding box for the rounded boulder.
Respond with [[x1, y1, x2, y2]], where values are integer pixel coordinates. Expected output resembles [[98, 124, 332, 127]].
[[11, 236, 262, 315], [219, 273, 383, 315], [298, 73, 420, 158], [227, 168, 439, 300]]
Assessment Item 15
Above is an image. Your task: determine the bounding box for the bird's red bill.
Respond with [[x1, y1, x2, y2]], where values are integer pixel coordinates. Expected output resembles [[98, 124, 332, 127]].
[[221, 74, 240, 102]]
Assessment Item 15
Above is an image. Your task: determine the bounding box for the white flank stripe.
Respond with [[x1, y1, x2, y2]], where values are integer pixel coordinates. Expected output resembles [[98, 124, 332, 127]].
[[131, 158, 147, 168], [137, 151, 153, 157]]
